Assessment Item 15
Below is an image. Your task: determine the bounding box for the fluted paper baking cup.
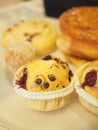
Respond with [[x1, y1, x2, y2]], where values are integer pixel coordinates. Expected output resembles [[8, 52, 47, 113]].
[[74, 62, 98, 107], [13, 66, 74, 100]]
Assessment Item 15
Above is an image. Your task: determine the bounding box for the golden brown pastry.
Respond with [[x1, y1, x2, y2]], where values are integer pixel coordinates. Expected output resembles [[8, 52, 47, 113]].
[[57, 34, 88, 67], [13, 55, 74, 111], [75, 60, 98, 115], [57, 6, 98, 61], [60, 6, 98, 43]]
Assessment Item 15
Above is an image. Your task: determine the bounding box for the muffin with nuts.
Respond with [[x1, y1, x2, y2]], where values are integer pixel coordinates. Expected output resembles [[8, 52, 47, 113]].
[[13, 55, 74, 111]]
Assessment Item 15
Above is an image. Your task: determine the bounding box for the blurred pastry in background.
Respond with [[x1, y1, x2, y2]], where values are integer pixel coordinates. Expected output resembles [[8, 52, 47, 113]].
[[57, 34, 88, 67], [57, 6, 98, 67], [2, 19, 57, 56], [5, 42, 35, 76], [2, 19, 58, 76]]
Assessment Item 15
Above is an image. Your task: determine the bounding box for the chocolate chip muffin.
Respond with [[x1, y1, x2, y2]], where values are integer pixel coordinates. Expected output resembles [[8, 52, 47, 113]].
[[13, 55, 74, 111]]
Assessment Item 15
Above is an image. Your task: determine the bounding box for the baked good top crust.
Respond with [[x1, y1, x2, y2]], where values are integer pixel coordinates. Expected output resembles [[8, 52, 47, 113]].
[[15, 55, 73, 92], [60, 6, 98, 43], [2, 19, 57, 55]]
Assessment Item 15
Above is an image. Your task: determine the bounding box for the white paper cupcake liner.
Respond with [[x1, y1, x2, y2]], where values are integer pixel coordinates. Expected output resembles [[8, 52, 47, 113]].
[[75, 63, 98, 107], [13, 66, 74, 100]]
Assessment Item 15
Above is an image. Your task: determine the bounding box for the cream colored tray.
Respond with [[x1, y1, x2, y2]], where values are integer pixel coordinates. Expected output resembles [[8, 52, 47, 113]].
[[0, 2, 98, 130]]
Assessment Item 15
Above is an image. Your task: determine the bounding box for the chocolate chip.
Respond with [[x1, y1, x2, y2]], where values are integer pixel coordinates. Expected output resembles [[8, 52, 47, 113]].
[[30, 33, 40, 38], [48, 74, 56, 81], [68, 70, 73, 81], [7, 28, 11, 32], [24, 33, 29, 36], [62, 86, 65, 88], [35, 78, 42, 85], [44, 82, 49, 89], [61, 64, 66, 69], [50, 66, 52, 69], [27, 38, 32, 42], [42, 55, 52, 60], [54, 58, 59, 63], [56, 84, 59, 88], [23, 68, 27, 74], [54, 58, 67, 65]]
